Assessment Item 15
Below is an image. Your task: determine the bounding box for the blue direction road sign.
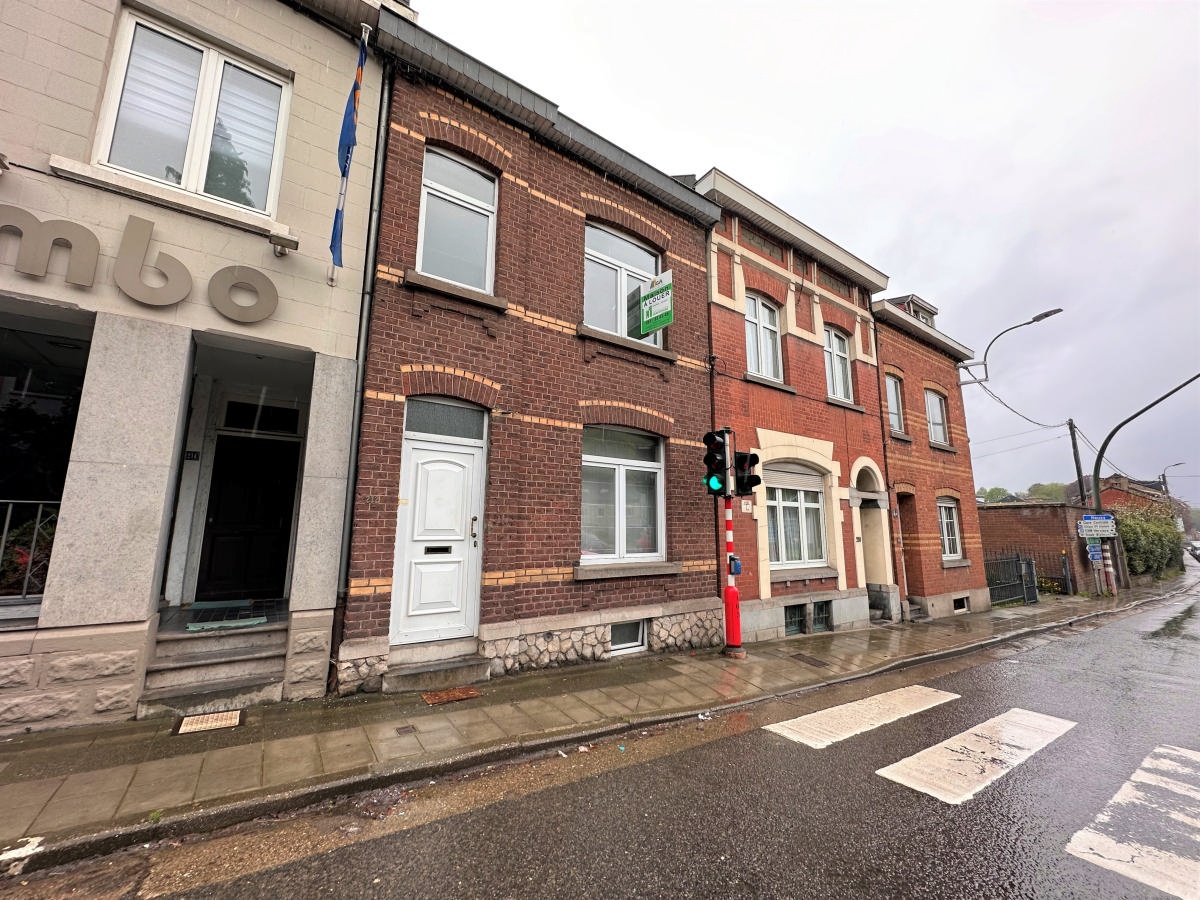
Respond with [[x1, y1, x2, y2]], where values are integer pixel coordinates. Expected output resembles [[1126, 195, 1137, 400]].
[[1082, 514, 1114, 520]]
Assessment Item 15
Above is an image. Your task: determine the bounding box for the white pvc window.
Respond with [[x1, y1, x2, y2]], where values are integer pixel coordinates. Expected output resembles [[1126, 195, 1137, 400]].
[[926, 390, 949, 444], [746, 294, 782, 380], [100, 13, 287, 212], [765, 465, 827, 567], [610, 620, 646, 655], [886, 375, 905, 433], [581, 426, 664, 562], [938, 499, 962, 559], [418, 149, 497, 292], [584, 225, 660, 346], [824, 327, 853, 401]]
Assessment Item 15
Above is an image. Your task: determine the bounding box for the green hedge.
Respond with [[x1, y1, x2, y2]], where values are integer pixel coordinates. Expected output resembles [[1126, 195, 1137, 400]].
[[1115, 506, 1184, 576]]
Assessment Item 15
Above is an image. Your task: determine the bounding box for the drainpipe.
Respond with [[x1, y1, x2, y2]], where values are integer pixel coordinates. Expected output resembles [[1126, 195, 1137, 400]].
[[329, 59, 394, 692]]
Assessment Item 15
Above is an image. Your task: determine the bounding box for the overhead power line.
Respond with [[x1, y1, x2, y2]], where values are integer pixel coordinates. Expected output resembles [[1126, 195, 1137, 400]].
[[972, 434, 1067, 460]]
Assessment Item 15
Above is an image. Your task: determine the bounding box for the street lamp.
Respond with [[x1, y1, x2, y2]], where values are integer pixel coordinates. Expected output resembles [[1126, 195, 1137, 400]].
[[957, 308, 1063, 386], [1161, 462, 1185, 499]]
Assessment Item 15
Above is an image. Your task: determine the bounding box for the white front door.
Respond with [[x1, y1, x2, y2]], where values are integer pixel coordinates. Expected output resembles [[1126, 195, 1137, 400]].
[[391, 439, 484, 644]]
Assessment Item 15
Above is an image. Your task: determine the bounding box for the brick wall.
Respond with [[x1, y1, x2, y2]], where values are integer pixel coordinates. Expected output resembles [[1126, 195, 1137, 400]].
[[344, 76, 717, 642], [977, 502, 1091, 590], [875, 322, 987, 603]]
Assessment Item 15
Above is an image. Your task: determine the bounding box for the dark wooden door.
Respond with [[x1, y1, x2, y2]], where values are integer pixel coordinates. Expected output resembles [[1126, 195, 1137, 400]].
[[196, 435, 300, 601]]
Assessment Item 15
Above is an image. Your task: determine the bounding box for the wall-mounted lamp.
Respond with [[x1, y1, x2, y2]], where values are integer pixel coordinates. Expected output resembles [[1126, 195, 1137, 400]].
[[268, 232, 299, 257]]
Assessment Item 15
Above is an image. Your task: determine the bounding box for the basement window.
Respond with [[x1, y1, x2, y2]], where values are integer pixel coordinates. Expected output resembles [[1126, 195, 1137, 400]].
[[812, 600, 832, 633], [785, 605, 804, 636], [610, 620, 646, 655], [953, 596, 969, 614]]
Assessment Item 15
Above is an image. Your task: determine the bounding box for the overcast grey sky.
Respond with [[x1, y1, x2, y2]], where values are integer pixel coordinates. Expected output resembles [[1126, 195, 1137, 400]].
[[417, 0, 1200, 506]]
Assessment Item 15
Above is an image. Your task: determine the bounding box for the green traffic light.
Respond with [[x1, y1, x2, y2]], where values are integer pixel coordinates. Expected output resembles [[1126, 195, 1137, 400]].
[[705, 474, 724, 491]]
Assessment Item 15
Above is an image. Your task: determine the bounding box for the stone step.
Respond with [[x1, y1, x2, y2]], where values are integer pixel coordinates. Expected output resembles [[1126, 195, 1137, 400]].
[[137, 675, 284, 719], [153, 622, 288, 658], [383, 657, 492, 694], [144, 646, 286, 692]]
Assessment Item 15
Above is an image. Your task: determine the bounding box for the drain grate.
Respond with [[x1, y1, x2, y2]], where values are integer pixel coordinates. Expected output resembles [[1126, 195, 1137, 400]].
[[791, 652, 830, 668], [176, 710, 243, 734]]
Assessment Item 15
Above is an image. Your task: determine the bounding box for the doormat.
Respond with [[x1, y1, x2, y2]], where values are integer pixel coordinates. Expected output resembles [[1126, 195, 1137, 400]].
[[186, 599, 268, 631], [421, 686, 480, 706], [176, 709, 243, 734]]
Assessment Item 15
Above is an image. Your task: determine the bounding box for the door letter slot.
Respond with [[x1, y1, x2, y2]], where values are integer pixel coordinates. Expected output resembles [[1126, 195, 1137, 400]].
[[424, 546, 452, 555]]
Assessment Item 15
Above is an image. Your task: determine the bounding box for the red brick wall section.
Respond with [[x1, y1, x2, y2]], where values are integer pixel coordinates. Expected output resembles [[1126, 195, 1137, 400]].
[[977, 503, 1092, 589], [875, 322, 987, 600], [345, 78, 718, 641]]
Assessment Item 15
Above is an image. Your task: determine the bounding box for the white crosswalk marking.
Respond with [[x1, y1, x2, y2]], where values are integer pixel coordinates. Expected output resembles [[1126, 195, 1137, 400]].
[[1066, 745, 1200, 900], [762, 685, 959, 748], [875, 708, 1076, 805]]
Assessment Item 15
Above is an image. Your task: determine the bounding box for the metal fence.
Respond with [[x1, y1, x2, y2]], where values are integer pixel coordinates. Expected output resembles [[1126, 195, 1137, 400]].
[[1, 500, 58, 629], [984, 551, 1039, 606]]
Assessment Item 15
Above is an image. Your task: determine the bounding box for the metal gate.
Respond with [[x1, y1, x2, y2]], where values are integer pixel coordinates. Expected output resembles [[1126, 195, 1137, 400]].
[[984, 553, 1038, 605]]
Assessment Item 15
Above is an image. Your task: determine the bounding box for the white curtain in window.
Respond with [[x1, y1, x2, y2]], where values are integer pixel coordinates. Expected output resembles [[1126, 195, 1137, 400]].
[[109, 25, 201, 184]]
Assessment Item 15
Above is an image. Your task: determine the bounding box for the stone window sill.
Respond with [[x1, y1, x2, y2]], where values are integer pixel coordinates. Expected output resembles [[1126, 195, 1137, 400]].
[[744, 373, 797, 394], [404, 270, 508, 311], [890, 431, 913, 443], [574, 560, 683, 580], [930, 441, 957, 454], [50, 156, 290, 240], [826, 396, 865, 414], [770, 565, 838, 583], [576, 324, 679, 363], [942, 557, 971, 569]]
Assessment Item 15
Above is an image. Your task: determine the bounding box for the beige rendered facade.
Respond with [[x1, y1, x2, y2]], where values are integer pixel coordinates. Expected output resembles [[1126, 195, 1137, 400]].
[[0, 0, 393, 732]]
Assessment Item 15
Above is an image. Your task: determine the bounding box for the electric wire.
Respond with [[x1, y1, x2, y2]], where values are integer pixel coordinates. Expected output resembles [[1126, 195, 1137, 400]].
[[972, 425, 1054, 446], [972, 434, 1068, 460], [977, 383, 1067, 429]]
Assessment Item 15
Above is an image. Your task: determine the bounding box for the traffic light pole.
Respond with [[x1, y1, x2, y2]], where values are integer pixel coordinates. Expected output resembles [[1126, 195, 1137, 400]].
[[722, 494, 745, 659]]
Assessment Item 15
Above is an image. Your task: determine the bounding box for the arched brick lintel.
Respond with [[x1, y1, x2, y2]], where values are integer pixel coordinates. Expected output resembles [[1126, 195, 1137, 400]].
[[582, 196, 671, 254], [580, 402, 672, 438], [401, 369, 501, 410], [420, 117, 510, 173], [743, 264, 787, 305]]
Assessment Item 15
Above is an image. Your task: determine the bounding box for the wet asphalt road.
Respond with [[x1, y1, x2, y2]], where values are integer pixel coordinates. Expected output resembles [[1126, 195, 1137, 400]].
[[9, 590, 1198, 899], [153, 591, 1198, 900]]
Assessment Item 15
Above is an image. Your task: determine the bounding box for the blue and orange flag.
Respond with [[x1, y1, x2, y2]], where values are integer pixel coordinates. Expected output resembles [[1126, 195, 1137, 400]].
[[330, 32, 368, 267]]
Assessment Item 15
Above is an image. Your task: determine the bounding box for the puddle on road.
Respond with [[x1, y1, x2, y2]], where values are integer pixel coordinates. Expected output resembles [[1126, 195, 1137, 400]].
[[1145, 602, 1197, 640]]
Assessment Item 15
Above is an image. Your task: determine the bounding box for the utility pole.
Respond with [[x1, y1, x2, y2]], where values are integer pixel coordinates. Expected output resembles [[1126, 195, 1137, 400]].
[[1068, 419, 1087, 507]]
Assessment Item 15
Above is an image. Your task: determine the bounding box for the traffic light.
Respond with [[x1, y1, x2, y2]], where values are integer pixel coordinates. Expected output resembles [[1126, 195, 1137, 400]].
[[702, 430, 729, 496], [733, 451, 761, 497]]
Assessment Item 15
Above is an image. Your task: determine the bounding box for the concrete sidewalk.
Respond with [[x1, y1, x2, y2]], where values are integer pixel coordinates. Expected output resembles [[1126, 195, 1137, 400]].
[[3, 570, 1198, 876]]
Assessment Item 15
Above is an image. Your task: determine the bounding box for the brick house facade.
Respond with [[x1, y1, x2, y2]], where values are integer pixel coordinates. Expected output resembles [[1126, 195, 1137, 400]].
[[335, 12, 724, 692], [872, 296, 990, 616], [692, 170, 899, 639]]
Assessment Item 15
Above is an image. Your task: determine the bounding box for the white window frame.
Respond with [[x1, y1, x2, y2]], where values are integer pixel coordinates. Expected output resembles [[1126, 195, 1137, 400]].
[[584, 224, 661, 347], [416, 148, 498, 293], [938, 499, 962, 559], [580, 426, 665, 564], [886, 374, 905, 433], [745, 294, 782, 380], [764, 466, 827, 568], [609, 620, 647, 656], [926, 389, 949, 445], [824, 326, 853, 402], [95, 11, 290, 215]]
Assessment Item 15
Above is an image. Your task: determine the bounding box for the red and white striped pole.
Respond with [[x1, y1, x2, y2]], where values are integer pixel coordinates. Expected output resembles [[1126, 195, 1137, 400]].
[[723, 494, 745, 658]]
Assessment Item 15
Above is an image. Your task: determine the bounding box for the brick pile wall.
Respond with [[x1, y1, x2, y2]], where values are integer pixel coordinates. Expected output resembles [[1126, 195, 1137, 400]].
[[977, 502, 1091, 591]]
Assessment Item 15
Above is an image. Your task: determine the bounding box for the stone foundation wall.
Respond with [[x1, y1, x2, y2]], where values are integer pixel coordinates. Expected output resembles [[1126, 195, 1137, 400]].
[[283, 610, 335, 700], [336, 653, 388, 696], [0, 622, 151, 735], [648, 609, 724, 652]]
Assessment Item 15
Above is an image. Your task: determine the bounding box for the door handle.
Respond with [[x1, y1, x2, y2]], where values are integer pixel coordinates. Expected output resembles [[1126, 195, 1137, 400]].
[[470, 516, 478, 539]]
